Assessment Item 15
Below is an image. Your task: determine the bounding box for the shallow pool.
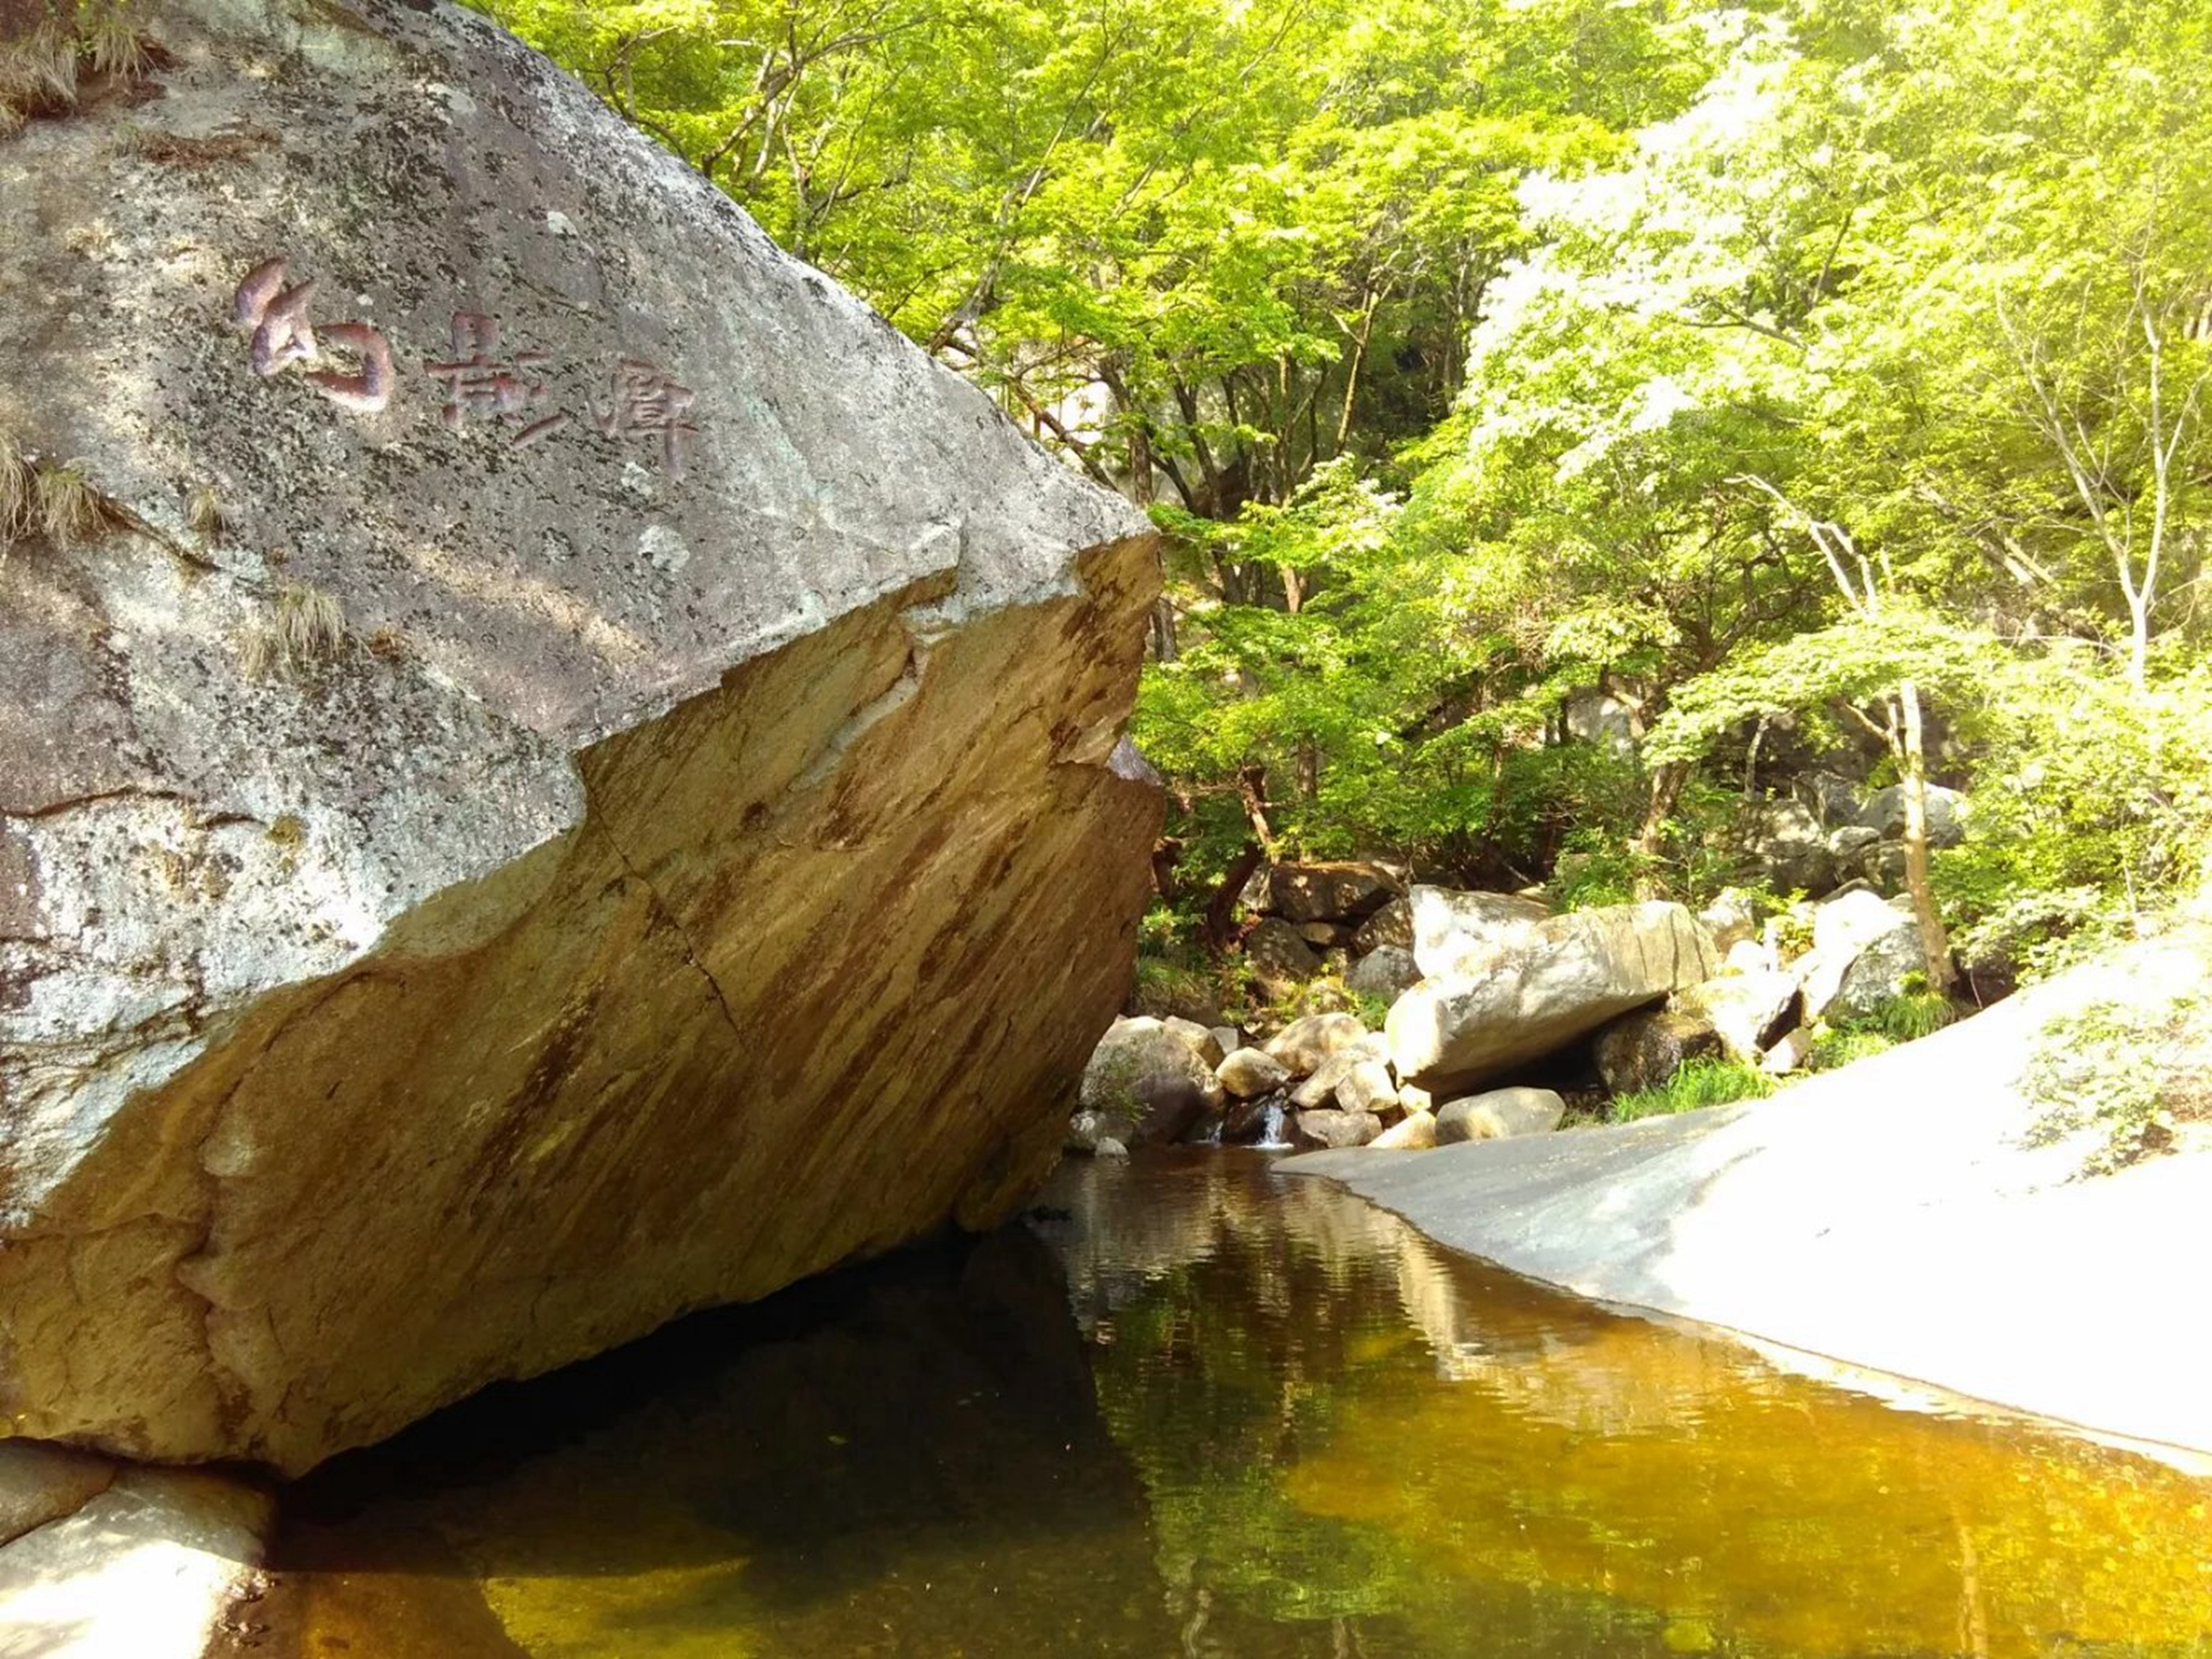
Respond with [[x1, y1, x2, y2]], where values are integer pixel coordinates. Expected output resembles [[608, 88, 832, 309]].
[[231, 1151, 2212, 1658]]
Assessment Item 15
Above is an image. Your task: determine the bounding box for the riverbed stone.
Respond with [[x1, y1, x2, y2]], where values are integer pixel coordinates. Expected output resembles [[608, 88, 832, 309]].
[[1293, 1108, 1384, 1150], [1217, 1046, 1291, 1100], [1800, 890, 1923, 1022], [1388, 902, 1717, 1095], [1290, 1049, 1365, 1110], [0, 0, 1158, 1472], [1336, 1059, 1401, 1118], [1161, 1017, 1227, 1069], [1435, 1087, 1567, 1143], [1081, 1018, 1228, 1148], [1370, 1108, 1438, 1150], [0, 1459, 272, 1659], [1263, 1012, 1371, 1077]]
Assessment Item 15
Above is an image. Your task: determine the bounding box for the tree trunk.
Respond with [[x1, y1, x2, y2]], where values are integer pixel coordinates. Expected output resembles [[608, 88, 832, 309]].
[[1895, 680, 1957, 992], [1203, 839, 1266, 953], [1630, 761, 1689, 899]]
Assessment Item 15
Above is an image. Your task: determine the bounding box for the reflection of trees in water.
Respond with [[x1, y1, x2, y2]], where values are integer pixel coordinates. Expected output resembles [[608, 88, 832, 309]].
[[1037, 1153, 2212, 1659]]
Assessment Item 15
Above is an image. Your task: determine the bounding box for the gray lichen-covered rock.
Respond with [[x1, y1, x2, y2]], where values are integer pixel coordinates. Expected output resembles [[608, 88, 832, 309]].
[[1079, 1018, 1227, 1148], [0, 0, 1158, 1470], [1858, 782, 1966, 849], [1408, 885, 1551, 980], [1593, 1007, 1722, 1095], [1346, 942, 1421, 1004], [1388, 903, 1717, 1094]]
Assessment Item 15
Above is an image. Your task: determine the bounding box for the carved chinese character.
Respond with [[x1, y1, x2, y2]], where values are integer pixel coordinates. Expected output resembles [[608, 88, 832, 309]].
[[426, 312, 569, 447], [232, 257, 393, 414], [595, 359, 699, 479]]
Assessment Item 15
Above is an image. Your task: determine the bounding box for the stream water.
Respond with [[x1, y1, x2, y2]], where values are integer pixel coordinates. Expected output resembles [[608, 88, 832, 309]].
[[234, 1151, 2212, 1658]]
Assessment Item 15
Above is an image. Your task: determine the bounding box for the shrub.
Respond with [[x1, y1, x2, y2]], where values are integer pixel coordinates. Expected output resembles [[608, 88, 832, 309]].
[[1611, 1058, 1772, 1122]]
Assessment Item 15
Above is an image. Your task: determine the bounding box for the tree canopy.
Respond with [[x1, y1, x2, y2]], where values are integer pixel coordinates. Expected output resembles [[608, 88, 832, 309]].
[[485, 0, 2212, 977]]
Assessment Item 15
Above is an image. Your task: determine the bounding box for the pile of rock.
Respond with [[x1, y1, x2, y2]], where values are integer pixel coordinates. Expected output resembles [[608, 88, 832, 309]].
[[1068, 1007, 1574, 1154], [1077, 881, 1948, 1157], [1740, 778, 1968, 900], [1240, 860, 1421, 999]]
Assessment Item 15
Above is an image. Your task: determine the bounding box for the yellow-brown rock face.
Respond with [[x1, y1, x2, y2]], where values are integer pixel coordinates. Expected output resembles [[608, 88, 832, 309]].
[[0, 0, 1159, 1470]]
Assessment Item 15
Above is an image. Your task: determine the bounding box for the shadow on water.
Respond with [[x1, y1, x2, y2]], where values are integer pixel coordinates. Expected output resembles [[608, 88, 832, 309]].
[[235, 1151, 2212, 1659]]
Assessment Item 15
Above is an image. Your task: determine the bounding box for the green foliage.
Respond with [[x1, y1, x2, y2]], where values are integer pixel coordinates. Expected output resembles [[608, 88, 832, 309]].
[[509, 0, 2212, 963], [1858, 978, 1957, 1044], [2022, 990, 2212, 1175], [1805, 1026, 1893, 1073], [1348, 989, 1392, 1031], [1129, 956, 1219, 1024], [1611, 1058, 1772, 1122], [1937, 654, 2212, 974]]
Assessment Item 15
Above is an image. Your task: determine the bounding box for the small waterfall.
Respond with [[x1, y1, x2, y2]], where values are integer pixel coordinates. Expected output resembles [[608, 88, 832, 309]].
[[1254, 1099, 1291, 1150]]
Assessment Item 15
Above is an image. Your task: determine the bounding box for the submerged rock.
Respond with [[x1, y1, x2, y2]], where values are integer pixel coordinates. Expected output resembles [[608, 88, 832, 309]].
[[0, 0, 1157, 1470], [1388, 902, 1717, 1095]]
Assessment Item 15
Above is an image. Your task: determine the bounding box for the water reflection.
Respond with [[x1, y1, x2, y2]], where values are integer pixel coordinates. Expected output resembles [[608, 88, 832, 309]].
[[237, 1151, 2212, 1658]]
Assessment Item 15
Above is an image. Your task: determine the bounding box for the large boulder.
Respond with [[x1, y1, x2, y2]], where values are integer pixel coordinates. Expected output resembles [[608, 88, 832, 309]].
[[1435, 1087, 1567, 1143], [1388, 902, 1717, 1094], [1593, 1007, 1723, 1095], [1266, 861, 1399, 924], [1293, 1108, 1383, 1150], [1352, 895, 1413, 956], [1408, 885, 1552, 980], [1216, 1046, 1290, 1100], [1243, 916, 1323, 984], [1800, 891, 1925, 1022], [1858, 782, 1967, 849], [1079, 1019, 1227, 1148], [0, 1, 1158, 1471], [1740, 799, 1835, 896], [1346, 943, 1421, 1004], [1674, 971, 1800, 1067], [1262, 1012, 1371, 1077]]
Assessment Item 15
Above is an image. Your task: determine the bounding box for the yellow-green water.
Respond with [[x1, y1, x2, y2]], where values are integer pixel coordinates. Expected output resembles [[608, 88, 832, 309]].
[[238, 1151, 2212, 1658]]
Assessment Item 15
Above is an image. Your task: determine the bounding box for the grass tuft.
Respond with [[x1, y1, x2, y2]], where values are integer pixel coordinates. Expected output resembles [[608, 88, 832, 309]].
[[33, 460, 105, 546], [242, 583, 346, 678], [187, 482, 226, 539], [1611, 1057, 1773, 1122], [0, 428, 30, 546]]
